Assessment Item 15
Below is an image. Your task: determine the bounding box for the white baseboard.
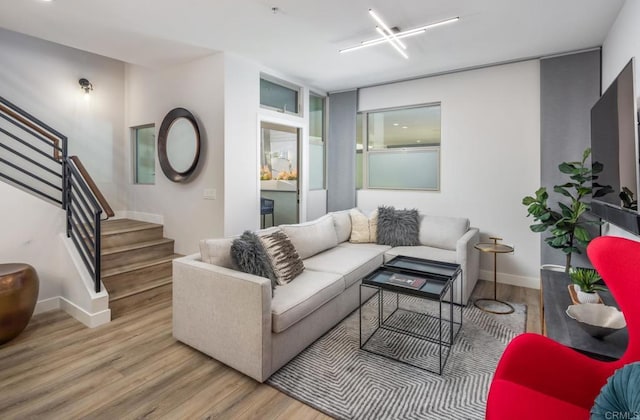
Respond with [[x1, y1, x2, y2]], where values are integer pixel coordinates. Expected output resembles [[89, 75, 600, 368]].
[[34, 296, 111, 328], [34, 297, 61, 315], [115, 210, 164, 225], [480, 269, 539, 290], [60, 298, 111, 328]]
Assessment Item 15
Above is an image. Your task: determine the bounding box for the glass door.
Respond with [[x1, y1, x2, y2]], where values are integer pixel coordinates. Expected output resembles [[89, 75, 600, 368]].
[[260, 122, 300, 227]]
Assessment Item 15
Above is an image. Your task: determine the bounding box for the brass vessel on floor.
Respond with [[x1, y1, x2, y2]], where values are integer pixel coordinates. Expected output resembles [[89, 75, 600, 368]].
[[0, 263, 39, 345]]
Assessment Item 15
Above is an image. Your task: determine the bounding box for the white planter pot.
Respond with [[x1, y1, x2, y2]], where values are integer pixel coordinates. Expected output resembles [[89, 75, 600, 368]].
[[541, 264, 567, 272], [573, 284, 600, 304]]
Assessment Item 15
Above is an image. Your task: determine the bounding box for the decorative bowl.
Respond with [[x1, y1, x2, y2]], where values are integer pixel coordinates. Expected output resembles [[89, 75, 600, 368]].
[[566, 304, 626, 339]]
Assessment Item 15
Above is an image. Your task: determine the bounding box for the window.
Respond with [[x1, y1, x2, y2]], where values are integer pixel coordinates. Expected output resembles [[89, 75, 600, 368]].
[[309, 93, 326, 190], [356, 113, 363, 189], [357, 104, 441, 190], [260, 75, 301, 115], [133, 125, 155, 184]]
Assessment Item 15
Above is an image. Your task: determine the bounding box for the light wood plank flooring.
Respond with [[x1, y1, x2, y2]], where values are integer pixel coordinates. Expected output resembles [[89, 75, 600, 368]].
[[0, 280, 539, 419]]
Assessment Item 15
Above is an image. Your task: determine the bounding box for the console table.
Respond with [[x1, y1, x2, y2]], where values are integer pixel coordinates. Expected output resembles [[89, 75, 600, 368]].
[[541, 269, 628, 360]]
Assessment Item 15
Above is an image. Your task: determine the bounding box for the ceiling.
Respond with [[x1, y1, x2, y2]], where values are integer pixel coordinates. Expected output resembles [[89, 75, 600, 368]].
[[0, 0, 625, 92]]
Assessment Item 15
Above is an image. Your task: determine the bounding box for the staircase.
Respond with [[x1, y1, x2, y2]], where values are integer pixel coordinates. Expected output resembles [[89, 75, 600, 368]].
[[101, 218, 181, 318]]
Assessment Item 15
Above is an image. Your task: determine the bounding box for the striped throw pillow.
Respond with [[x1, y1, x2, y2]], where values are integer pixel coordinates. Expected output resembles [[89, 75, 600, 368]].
[[259, 230, 305, 285]]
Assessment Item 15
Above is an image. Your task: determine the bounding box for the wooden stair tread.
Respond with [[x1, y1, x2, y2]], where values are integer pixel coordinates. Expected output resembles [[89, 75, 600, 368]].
[[101, 238, 174, 256], [108, 276, 172, 302], [102, 253, 182, 278], [101, 218, 163, 236]]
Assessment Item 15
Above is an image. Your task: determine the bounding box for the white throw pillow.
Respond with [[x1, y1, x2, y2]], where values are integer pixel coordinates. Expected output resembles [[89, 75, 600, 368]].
[[280, 215, 339, 259], [349, 209, 378, 243]]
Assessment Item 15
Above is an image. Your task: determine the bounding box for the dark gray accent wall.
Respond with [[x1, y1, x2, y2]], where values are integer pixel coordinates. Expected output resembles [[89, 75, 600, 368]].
[[327, 90, 357, 211], [540, 50, 601, 267]]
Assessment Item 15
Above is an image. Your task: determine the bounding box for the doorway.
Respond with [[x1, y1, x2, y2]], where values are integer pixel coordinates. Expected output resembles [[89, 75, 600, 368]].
[[260, 122, 300, 227]]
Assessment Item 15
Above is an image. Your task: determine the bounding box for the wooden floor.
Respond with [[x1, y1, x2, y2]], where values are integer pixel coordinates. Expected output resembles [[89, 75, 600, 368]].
[[0, 280, 539, 419]]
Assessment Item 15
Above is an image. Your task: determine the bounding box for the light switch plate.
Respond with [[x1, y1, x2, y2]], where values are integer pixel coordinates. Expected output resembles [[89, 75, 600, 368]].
[[203, 188, 216, 200]]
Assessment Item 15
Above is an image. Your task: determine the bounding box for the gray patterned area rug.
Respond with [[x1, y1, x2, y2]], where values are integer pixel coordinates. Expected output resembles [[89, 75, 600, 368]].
[[266, 294, 526, 420]]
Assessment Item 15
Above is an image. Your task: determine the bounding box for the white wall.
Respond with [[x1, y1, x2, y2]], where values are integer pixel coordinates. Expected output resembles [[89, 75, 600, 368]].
[[0, 182, 109, 326], [602, 0, 640, 90], [125, 54, 226, 254], [222, 54, 326, 236], [0, 28, 126, 210], [357, 61, 541, 288], [222, 54, 261, 236]]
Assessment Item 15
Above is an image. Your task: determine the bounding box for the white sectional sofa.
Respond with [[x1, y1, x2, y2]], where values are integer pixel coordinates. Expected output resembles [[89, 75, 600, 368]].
[[173, 210, 479, 382]]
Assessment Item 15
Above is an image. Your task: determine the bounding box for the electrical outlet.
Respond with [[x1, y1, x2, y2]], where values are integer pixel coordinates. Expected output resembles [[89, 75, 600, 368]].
[[203, 188, 216, 200]]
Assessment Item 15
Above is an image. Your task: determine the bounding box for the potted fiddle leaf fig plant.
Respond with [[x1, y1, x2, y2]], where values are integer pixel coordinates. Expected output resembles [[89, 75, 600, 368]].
[[522, 148, 613, 273]]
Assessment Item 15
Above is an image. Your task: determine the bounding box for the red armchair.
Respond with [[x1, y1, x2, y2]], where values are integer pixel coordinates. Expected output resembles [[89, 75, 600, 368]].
[[486, 236, 640, 419]]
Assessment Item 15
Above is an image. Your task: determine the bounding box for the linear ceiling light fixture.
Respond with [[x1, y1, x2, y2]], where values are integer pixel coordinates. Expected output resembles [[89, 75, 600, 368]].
[[375, 26, 408, 59], [369, 9, 406, 51], [339, 14, 459, 57]]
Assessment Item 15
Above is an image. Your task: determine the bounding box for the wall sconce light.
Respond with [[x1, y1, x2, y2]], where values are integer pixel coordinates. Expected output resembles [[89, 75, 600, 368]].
[[78, 78, 93, 95]]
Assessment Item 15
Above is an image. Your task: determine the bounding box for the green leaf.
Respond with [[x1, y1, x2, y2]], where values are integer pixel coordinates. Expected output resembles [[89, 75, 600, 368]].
[[530, 224, 549, 233], [576, 187, 591, 196], [554, 186, 572, 198], [558, 202, 572, 217], [574, 226, 590, 242], [535, 187, 548, 200], [559, 162, 578, 174], [583, 147, 591, 161], [522, 196, 536, 205]]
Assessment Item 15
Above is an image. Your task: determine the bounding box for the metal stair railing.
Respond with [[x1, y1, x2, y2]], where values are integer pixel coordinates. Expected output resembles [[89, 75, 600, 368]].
[[0, 95, 113, 293]]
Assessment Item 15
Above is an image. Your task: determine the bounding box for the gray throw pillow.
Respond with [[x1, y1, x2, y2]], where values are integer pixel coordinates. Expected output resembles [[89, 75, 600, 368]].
[[376, 206, 420, 247], [259, 230, 304, 285], [231, 231, 277, 292]]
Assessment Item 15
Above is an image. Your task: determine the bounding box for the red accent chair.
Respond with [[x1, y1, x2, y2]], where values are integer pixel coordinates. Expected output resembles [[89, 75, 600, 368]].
[[486, 236, 640, 419]]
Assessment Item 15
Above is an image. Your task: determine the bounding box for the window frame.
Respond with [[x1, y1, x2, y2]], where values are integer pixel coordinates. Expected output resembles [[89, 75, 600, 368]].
[[309, 92, 327, 191], [132, 124, 156, 185], [260, 74, 303, 116], [358, 102, 442, 191]]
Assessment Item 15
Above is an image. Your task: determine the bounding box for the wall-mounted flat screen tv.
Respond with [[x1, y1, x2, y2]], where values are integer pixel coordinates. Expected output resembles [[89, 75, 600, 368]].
[[590, 58, 640, 234]]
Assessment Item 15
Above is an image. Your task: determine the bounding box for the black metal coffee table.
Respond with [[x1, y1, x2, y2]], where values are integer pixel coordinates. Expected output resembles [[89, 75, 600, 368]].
[[359, 256, 463, 375]]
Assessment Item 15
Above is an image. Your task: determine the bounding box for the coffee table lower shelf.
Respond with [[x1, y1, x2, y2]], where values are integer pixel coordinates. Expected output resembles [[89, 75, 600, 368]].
[[359, 284, 462, 375]]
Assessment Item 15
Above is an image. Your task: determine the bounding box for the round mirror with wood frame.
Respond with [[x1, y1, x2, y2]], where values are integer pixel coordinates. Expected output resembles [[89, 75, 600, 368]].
[[158, 108, 201, 182]]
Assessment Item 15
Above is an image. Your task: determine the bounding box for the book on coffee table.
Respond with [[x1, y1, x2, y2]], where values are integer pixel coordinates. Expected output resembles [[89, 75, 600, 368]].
[[388, 273, 426, 290]]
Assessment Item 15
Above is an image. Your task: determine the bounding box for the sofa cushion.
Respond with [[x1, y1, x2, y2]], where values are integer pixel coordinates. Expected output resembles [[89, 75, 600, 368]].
[[385, 245, 457, 264], [230, 231, 277, 290], [199, 238, 236, 269], [377, 206, 420, 247], [305, 242, 390, 288], [259, 230, 305, 285], [349, 209, 378, 243], [419, 215, 470, 250], [271, 270, 344, 333], [281, 215, 339, 260], [330, 210, 352, 243]]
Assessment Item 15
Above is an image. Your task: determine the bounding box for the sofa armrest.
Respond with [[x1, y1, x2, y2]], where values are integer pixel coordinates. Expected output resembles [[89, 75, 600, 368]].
[[172, 253, 272, 382], [456, 227, 480, 304]]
